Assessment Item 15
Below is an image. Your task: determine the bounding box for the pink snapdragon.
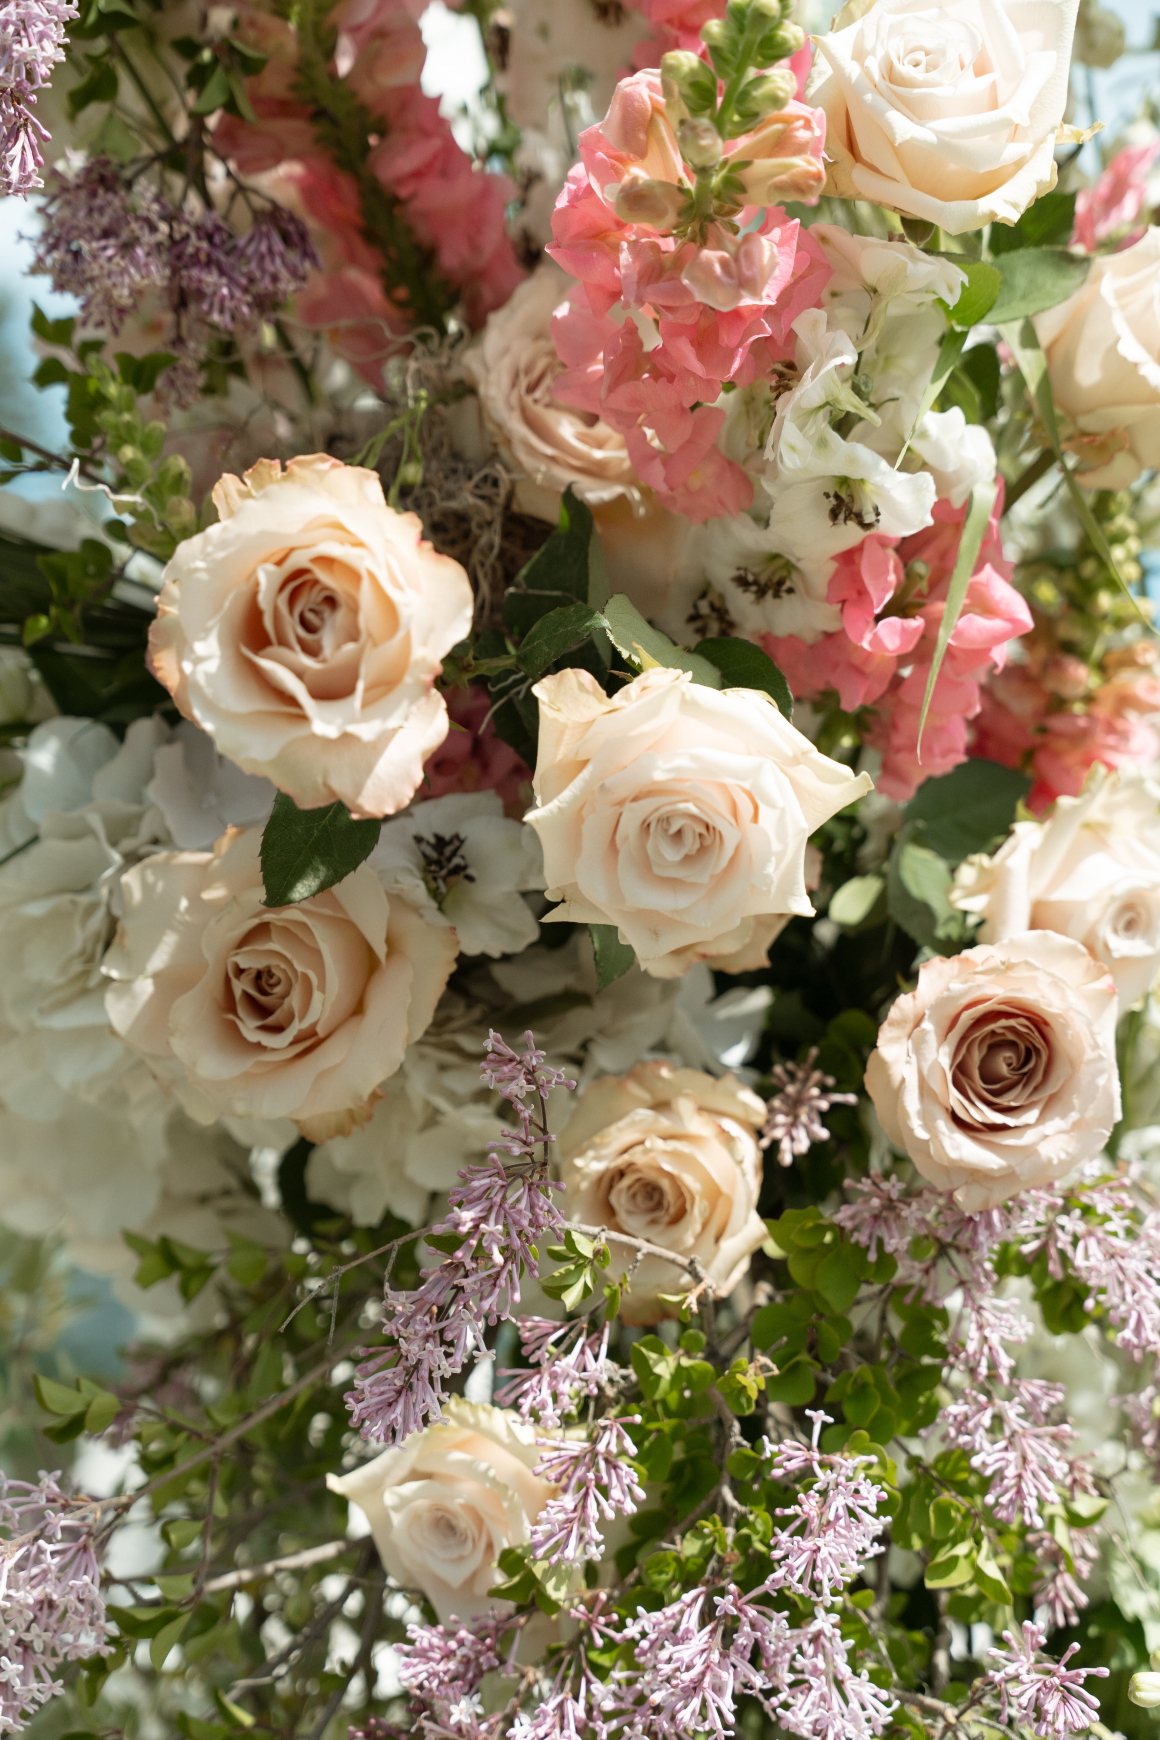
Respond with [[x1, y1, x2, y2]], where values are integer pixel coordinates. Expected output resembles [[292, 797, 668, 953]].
[[547, 64, 829, 520], [1072, 141, 1159, 253]]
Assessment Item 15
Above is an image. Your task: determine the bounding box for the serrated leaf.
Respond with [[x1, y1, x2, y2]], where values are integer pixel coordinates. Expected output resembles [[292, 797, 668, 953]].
[[903, 757, 1031, 863], [589, 923, 635, 991], [260, 792, 380, 906], [694, 636, 792, 718]]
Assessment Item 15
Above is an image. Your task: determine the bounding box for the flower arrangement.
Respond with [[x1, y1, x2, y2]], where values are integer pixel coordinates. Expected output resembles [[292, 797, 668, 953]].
[[6, 0, 1160, 1737]]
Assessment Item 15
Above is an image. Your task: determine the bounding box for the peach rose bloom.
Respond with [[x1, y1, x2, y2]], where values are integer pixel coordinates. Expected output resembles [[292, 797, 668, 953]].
[[102, 827, 456, 1142], [952, 768, 1160, 1009], [148, 454, 474, 817], [865, 931, 1120, 1211], [527, 666, 872, 978], [328, 1400, 556, 1623], [810, 0, 1080, 234], [559, 1061, 767, 1324], [1035, 228, 1160, 490]]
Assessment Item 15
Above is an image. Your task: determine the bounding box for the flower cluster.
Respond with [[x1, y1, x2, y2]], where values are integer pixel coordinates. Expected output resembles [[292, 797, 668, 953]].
[[0, 0, 76, 196], [760, 1047, 856, 1167], [0, 1474, 109, 1734], [346, 1033, 573, 1444]]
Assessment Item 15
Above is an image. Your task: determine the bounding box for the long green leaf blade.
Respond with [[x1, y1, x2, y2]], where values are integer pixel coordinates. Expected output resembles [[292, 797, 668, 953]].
[[916, 478, 998, 753]]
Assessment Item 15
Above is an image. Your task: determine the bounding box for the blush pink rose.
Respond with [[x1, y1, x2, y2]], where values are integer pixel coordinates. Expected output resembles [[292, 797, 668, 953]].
[[148, 455, 474, 818], [866, 931, 1120, 1210], [103, 827, 457, 1142]]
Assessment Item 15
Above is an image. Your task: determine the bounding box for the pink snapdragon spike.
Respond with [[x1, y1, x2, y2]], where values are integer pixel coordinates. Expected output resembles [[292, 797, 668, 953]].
[[0, 1473, 109, 1733], [0, 0, 77, 196], [987, 1622, 1108, 1738], [1072, 142, 1159, 253], [547, 57, 829, 522], [767, 490, 1033, 802], [346, 1033, 573, 1445]]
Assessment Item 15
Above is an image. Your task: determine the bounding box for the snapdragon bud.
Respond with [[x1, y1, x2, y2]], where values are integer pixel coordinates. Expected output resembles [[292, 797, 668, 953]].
[[660, 50, 717, 116], [756, 19, 804, 60], [1130, 1672, 1160, 1709], [733, 67, 796, 126], [678, 118, 723, 170]]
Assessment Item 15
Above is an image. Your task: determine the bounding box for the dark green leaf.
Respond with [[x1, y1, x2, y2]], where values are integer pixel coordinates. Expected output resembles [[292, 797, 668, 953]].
[[602, 594, 721, 686], [989, 190, 1076, 253], [590, 923, 635, 991], [515, 603, 606, 680], [886, 840, 965, 951], [68, 57, 118, 115], [190, 60, 231, 115], [34, 1374, 86, 1417], [503, 487, 594, 636], [116, 351, 177, 395], [764, 1357, 818, 1405], [694, 637, 792, 718], [259, 792, 380, 907], [960, 343, 1001, 421], [904, 756, 1031, 863], [986, 249, 1091, 324]]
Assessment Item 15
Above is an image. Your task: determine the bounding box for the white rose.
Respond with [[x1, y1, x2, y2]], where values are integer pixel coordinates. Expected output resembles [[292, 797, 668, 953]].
[[559, 1061, 767, 1324], [952, 768, 1160, 1008], [865, 931, 1120, 1210], [527, 666, 871, 978], [328, 1400, 556, 1623], [1035, 228, 1160, 490], [810, 0, 1080, 234], [369, 791, 544, 958]]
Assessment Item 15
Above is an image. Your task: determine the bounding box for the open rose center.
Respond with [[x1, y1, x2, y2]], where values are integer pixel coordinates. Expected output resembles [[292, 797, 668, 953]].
[[950, 1005, 1057, 1128], [607, 1158, 689, 1235], [885, 19, 982, 88]]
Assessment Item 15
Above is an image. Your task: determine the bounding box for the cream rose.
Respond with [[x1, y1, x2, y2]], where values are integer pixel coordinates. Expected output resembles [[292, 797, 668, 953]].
[[526, 666, 871, 979], [148, 454, 474, 817], [328, 1400, 556, 1623], [559, 1061, 767, 1324], [810, 0, 1080, 234], [952, 769, 1160, 1009], [102, 826, 457, 1142], [1035, 229, 1160, 490], [865, 931, 1120, 1211]]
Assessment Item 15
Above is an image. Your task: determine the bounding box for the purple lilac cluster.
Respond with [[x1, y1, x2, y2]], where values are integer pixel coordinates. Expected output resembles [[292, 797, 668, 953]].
[[31, 159, 318, 393], [0, 1472, 109, 1733], [346, 1033, 573, 1446], [760, 1050, 858, 1169], [495, 1318, 615, 1431], [987, 1622, 1108, 1737], [0, 0, 77, 197], [530, 1416, 646, 1564]]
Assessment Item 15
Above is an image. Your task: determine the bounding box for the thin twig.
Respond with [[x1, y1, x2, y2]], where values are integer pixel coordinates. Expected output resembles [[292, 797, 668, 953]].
[[201, 1538, 350, 1596], [564, 1222, 712, 1286]]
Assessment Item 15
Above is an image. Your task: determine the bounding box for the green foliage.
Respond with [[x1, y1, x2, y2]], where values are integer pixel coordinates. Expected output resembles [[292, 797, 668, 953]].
[[259, 792, 381, 907], [987, 248, 1093, 325], [589, 922, 636, 990]]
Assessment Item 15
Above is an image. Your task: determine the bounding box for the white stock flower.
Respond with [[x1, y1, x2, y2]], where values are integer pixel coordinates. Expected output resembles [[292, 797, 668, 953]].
[[328, 1400, 557, 1624], [656, 512, 841, 648], [369, 791, 545, 958], [910, 407, 998, 508], [813, 225, 966, 351], [952, 768, 1160, 1008]]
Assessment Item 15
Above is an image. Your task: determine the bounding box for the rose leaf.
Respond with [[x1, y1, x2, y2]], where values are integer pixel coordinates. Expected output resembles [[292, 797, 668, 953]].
[[260, 792, 381, 907], [986, 248, 1092, 324], [694, 636, 793, 719], [589, 922, 635, 991]]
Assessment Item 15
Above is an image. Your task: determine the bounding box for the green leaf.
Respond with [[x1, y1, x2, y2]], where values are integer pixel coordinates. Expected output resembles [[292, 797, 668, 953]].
[[84, 1390, 121, 1435], [693, 637, 793, 718], [960, 344, 1001, 421], [903, 757, 1031, 863], [986, 249, 1090, 325], [946, 260, 1001, 328], [815, 1248, 862, 1315], [925, 1541, 978, 1589], [190, 60, 231, 114], [915, 478, 998, 750], [516, 603, 607, 680], [828, 873, 885, 929], [886, 840, 963, 951], [602, 594, 722, 687], [897, 324, 966, 464], [589, 923, 635, 991], [33, 1374, 86, 1417], [122, 1230, 177, 1289], [764, 1358, 817, 1405], [150, 1611, 192, 1671], [503, 487, 597, 634], [68, 57, 118, 115], [225, 1233, 267, 1288], [116, 351, 177, 396], [973, 1540, 1012, 1603], [260, 792, 380, 906], [989, 190, 1076, 253]]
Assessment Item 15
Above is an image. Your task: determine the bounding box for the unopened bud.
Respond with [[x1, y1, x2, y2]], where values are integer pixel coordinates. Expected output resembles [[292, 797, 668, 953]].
[[660, 49, 717, 115], [733, 67, 796, 124], [614, 170, 688, 232], [1130, 1673, 1160, 1709], [678, 117, 723, 169], [755, 19, 805, 61]]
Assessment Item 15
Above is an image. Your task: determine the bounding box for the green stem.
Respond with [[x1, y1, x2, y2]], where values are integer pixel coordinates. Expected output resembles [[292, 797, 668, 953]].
[[110, 37, 179, 150], [1002, 446, 1056, 515]]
